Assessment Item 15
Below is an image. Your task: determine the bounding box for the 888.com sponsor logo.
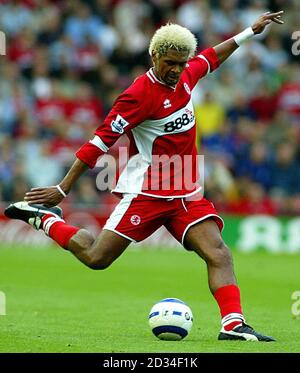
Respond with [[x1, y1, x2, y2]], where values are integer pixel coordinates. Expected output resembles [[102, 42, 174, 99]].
[[163, 109, 194, 133]]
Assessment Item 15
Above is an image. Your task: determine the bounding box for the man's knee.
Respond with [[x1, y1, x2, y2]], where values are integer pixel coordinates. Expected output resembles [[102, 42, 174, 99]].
[[87, 256, 112, 270], [198, 239, 233, 267], [210, 242, 233, 267]]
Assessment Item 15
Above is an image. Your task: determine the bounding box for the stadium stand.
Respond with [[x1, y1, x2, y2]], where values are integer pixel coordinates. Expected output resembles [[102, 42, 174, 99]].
[[0, 0, 300, 215]]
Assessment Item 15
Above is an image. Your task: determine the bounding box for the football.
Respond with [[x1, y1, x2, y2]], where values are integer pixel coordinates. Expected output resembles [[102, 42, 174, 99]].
[[148, 298, 193, 340]]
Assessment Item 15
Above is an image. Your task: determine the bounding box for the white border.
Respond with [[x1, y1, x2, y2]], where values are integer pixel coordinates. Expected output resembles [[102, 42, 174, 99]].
[[89, 135, 109, 152], [181, 214, 225, 245], [103, 228, 137, 243], [197, 54, 211, 74], [112, 186, 202, 200]]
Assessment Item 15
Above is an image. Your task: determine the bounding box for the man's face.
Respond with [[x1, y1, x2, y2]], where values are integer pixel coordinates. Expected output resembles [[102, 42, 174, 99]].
[[152, 49, 189, 86]]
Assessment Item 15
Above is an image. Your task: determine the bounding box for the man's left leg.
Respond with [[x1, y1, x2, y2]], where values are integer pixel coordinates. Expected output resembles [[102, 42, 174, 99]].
[[184, 219, 275, 341]]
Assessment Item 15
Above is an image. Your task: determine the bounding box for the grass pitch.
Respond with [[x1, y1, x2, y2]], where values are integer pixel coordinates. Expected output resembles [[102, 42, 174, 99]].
[[0, 244, 299, 353]]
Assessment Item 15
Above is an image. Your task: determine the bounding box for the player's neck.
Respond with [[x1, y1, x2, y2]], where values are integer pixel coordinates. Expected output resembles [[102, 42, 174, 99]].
[[151, 68, 176, 89]]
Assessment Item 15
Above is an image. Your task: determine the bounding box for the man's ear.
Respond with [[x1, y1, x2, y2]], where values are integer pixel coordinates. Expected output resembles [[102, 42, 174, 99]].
[[151, 52, 158, 66]]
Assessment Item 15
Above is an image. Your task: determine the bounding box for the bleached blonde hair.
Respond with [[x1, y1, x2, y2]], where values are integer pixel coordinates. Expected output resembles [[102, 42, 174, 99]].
[[149, 23, 197, 59]]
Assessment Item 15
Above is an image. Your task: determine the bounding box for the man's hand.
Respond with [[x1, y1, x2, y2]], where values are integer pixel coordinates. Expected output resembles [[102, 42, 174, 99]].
[[23, 158, 88, 207], [24, 186, 65, 207], [252, 10, 284, 34]]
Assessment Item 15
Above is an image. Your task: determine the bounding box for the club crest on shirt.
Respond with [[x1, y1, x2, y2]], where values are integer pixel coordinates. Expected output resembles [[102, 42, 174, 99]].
[[111, 114, 129, 134], [130, 215, 141, 225]]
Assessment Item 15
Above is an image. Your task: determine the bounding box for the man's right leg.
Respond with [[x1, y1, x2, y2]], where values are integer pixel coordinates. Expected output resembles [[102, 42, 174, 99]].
[[66, 228, 131, 269], [5, 202, 131, 269]]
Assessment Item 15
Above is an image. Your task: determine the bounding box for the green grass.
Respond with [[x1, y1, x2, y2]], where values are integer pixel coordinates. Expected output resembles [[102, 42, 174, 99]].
[[0, 244, 299, 352]]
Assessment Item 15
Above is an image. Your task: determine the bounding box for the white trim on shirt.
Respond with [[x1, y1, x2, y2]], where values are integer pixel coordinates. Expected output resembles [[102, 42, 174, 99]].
[[89, 135, 109, 152]]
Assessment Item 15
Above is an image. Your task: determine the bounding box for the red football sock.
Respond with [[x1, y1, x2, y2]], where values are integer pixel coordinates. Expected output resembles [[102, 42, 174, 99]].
[[42, 214, 79, 249], [214, 284, 244, 331]]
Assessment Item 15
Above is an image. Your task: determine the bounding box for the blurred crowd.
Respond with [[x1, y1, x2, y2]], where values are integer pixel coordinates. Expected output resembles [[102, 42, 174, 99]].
[[0, 0, 300, 215]]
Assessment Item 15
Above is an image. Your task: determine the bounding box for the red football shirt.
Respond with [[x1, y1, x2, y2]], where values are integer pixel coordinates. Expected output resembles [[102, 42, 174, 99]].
[[76, 47, 220, 198]]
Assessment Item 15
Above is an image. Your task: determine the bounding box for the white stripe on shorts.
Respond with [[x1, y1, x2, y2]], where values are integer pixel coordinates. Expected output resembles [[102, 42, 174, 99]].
[[181, 214, 224, 245], [103, 193, 137, 231]]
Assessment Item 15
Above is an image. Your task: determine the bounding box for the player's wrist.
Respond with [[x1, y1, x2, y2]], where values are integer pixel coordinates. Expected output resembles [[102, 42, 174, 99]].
[[56, 184, 68, 198], [233, 27, 254, 46]]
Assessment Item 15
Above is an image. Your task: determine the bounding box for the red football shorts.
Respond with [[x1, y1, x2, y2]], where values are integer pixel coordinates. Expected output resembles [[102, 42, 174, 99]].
[[103, 193, 224, 247]]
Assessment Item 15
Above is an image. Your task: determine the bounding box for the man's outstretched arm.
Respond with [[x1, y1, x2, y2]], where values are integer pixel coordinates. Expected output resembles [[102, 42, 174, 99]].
[[24, 158, 88, 207], [24, 92, 145, 207], [213, 10, 284, 63]]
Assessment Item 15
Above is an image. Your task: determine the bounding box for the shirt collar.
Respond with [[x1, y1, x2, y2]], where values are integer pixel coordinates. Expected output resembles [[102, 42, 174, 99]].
[[147, 68, 176, 90]]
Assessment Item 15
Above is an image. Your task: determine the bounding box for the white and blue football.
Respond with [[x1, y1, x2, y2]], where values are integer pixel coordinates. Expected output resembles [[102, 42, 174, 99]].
[[148, 298, 193, 341]]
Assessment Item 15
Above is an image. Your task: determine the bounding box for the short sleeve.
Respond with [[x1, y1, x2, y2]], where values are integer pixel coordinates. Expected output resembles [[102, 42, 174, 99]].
[[183, 47, 220, 89]]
